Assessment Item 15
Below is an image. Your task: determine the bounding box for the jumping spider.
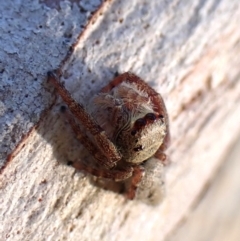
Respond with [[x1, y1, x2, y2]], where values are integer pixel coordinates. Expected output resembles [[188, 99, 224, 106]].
[[48, 71, 170, 204]]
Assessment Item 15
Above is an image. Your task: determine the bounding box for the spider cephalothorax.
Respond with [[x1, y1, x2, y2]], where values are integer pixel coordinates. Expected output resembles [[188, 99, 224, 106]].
[[89, 79, 168, 164], [48, 71, 170, 204]]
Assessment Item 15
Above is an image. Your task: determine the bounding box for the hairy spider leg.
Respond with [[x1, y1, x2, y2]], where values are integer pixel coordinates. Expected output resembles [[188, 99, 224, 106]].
[[126, 165, 144, 200], [154, 150, 170, 166], [61, 107, 117, 168], [48, 71, 122, 168], [69, 161, 133, 182]]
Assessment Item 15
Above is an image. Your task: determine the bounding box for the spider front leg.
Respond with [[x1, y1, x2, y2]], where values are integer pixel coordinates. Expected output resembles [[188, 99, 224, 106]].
[[47, 71, 122, 168], [126, 135, 168, 203], [60, 106, 115, 168], [154, 150, 170, 166], [154, 140, 170, 166], [60, 106, 133, 181], [126, 158, 165, 204], [68, 161, 133, 182], [126, 166, 144, 200]]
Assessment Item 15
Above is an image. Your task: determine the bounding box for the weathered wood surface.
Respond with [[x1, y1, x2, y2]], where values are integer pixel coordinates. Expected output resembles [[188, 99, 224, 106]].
[[167, 137, 240, 241], [1, 0, 240, 240]]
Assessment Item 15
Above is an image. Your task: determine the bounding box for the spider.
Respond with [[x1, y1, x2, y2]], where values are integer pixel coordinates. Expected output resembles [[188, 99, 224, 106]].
[[47, 71, 170, 204]]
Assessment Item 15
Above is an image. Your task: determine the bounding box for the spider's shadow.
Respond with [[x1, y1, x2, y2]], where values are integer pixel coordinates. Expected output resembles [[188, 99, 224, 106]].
[[38, 100, 126, 196]]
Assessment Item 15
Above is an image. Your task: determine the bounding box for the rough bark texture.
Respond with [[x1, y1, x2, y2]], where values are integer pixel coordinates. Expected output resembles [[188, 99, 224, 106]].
[[1, 0, 240, 241]]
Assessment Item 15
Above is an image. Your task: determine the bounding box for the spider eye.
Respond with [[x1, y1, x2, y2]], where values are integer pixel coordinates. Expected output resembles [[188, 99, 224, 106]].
[[145, 113, 156, 121], [131, 130, 137, 136], [131, 113, 159, 136], [134, 118, 146, 129], [133, 145, 143, 152]]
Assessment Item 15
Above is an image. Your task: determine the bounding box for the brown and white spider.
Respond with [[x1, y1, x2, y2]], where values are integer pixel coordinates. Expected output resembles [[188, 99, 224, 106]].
[[48, 71, 170, 204]]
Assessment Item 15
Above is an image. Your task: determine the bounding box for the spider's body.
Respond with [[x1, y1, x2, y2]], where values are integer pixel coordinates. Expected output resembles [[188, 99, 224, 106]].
[[48, 71, 170, 204], [90, 80, 167, 164]]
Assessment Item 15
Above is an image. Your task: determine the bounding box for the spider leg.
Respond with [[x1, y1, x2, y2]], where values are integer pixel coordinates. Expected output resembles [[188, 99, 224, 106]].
[[154, 149, 170, 166], [69, 161, 133, 181], [48, 71, 122, 168], [61, 106, 115, 168], [126, 166, 144, 200], [127, 158, 165, 204]]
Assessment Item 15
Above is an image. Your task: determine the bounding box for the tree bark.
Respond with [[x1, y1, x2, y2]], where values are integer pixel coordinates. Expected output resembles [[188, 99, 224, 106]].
[[1, 0, 240, 241]]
